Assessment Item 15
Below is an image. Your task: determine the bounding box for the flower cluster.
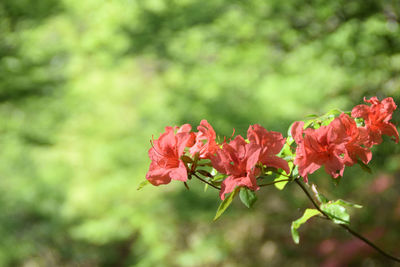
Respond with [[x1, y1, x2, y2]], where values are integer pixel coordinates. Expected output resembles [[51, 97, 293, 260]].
[[146, 120, 289, 199], [291, 97, 398, 181], [145, 97, 398, 199]]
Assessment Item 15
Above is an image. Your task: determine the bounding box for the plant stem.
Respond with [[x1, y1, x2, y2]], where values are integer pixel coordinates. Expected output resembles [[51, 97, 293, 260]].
[[295, 178, 400, 263], [192, 173, 221, 190], [259, 179, 292, 187]]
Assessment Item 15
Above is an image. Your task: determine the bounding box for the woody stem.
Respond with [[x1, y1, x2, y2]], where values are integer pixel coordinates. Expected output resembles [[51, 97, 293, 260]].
[[295, 178, 400, 263], [259, 179, 292, 187], [192, 173, 221, 190]]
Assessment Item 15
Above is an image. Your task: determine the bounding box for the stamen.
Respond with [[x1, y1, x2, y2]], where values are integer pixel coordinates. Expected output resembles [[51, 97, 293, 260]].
[[150, 137, 169, 158]]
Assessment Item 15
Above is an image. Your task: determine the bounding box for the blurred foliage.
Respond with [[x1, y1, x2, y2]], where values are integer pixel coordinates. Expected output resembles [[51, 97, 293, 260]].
[[0, 0, 399, 266]]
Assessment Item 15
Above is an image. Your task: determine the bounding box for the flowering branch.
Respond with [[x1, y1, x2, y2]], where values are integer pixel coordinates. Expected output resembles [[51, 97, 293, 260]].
[[141, 96, 400, 263]]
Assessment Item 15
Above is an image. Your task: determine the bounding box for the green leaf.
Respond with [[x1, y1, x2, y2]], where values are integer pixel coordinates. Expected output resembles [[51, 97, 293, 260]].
[[303, 119, 315, 129], [291, 209, 321, 244], [274, 175, 289, 190], [211, 174, 226, 186], [197, 169, 213, 178], [180, 155, 193, 164], [320, 203, 350, 224], [287, 122, 295, 139], [278, 141, 294, 158], [316, 193, 329, 204], [357, 159, 372, 174], [311, 184, 328, 204], [320, 116, 335, 126], [213, 187, 239, 221], [204, 183, 208, 192], [333, 199, 362, 209], [292, 165, 299, 177], [239, 187, 257, 208], [305, 114, 319, 118], [137, 180, 150, 190], [274, 162, 292, 190], [332, 175, 342, 186], [325, 108, 343, 116]]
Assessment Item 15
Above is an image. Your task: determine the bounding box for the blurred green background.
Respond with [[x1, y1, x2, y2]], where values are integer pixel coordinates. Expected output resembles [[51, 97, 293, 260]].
[[1, 0, 400, 266]]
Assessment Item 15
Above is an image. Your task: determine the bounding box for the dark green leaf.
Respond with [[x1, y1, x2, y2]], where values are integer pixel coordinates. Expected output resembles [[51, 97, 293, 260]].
[[184, 182, 190, 190], [214, 187, 239, 221], [332, 176, 342, 186], [239, 187, 257, 208], [357, 159, 372, 174], [197, 169, 213, 178], [180, 155, 193, 164], [291, 209, 321, 244]]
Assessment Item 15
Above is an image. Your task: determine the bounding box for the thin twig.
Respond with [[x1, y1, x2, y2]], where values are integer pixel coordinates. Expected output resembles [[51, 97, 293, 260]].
[[192, 173, 221, 190], [295, 178, 400, 263], [259, 179, 292, 187]]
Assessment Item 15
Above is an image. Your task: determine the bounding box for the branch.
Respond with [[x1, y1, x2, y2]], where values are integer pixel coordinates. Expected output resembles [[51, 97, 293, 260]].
[[192, 173, 221, 190], [295, 178, 400, 263], [259, 179, 292, 187]]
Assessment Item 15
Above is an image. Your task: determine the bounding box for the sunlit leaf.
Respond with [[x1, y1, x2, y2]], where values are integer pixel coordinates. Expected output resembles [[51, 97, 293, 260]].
[[137, 180, 150, 190], [311, 184, 328, 204], [204, 183, 208, 192], [214, 187, 239, 221], [291, 209, 321, 244], [320, 203, 349, 224], [333, 199, 362, 209], [274, 162, 292, 190], [305, 114, 319, 118], [325, 108, 343, 116]]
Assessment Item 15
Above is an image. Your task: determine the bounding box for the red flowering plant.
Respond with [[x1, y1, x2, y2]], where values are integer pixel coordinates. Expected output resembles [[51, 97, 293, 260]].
[[139, 97, 400, 263]]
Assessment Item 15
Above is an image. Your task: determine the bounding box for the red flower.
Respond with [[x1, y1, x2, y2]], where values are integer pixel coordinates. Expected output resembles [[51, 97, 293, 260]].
[[292, 121, 346, 181], [247, 124, 290, 174], [210, 135, 261, 200], [189, 120, 219, 159], [351, 97, 399, 147], [146, 124, 194, 186], [331, 113, 372, 166]]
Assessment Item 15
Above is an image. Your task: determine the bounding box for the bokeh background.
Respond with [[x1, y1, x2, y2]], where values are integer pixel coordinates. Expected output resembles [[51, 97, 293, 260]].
[[1, 0, 400, 266]]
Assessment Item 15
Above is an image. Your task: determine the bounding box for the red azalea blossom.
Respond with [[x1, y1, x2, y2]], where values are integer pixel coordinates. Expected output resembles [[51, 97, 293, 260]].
[[210, 135, 261, 200], [292, 121, 347, 181], [351, 97, 399, 147], [247, 124, 290, 174], [331, 113, 372, 166], [190, 120, 219, 159], [146, 124, 194, 186]]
